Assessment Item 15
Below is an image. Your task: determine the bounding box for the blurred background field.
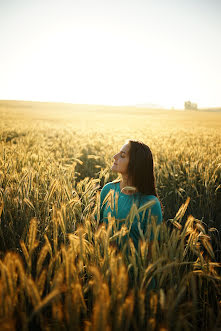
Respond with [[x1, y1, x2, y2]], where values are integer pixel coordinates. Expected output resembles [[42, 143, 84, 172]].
[[0, 101, 220, 330]]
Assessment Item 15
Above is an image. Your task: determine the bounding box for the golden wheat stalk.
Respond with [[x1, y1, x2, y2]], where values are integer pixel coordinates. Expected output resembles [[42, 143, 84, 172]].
[[30, 288, 62, 320], [28, 218, 38, 254]]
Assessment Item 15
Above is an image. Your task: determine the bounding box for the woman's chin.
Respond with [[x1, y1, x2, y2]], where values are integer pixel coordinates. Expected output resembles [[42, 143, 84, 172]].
[[111, 165, 117, 172]]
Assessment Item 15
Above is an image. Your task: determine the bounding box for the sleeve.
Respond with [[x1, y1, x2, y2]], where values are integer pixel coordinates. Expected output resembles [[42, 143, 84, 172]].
[[150, 199, 163, 225], [141, 197, 163, 241]]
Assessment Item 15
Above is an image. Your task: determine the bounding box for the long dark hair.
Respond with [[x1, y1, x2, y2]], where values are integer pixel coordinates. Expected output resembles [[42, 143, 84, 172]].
[[127, 140, 158, 197]]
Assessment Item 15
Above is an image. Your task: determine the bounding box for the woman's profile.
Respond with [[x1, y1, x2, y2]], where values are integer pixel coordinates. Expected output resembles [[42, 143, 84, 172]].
[[99, 140, 163, 249]]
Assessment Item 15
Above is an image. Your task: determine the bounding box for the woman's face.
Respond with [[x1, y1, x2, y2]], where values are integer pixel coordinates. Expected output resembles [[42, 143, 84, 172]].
[[111, 143, 130, 175]]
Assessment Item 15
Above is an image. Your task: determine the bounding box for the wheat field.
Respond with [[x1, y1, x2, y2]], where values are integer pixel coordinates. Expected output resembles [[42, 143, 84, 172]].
[[0, 101, 220, 330]]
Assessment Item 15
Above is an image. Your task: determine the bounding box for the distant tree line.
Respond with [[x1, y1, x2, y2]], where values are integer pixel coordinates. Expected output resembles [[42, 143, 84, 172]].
[[184, 101, 198, 110]]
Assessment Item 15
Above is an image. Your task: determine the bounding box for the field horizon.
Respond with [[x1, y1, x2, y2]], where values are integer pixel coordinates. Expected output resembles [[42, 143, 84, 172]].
[[1, 99, 221, 113]]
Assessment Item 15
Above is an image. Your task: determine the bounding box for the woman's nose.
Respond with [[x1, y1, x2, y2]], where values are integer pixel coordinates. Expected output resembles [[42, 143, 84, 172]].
[[113, 154, 118, 160]]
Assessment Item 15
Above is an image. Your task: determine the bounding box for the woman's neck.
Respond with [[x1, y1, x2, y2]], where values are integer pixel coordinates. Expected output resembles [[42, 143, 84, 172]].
[[120, 175, 136, 195]]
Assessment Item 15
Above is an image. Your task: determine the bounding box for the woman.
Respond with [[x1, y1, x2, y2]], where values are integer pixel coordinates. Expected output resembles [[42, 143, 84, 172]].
[[99, 140, 162, 249]]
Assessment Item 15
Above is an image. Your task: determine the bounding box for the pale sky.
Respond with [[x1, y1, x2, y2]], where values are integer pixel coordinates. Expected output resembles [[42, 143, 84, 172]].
[[0, 0, 221, 108]]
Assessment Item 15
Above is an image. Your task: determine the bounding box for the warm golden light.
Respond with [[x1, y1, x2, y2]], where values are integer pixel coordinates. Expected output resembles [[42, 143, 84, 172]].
[[0, 0, 221, 108]]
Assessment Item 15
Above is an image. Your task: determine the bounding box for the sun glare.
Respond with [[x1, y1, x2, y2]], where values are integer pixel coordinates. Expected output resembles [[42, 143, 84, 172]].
[[1, 1, 221, 109], [14, 28, 192, 109]]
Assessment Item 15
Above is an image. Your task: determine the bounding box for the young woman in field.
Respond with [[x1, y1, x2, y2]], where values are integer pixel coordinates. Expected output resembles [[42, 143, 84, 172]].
[[99, 140, 163, 249]]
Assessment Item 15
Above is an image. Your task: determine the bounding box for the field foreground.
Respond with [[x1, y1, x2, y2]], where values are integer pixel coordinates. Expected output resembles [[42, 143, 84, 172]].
[[0, 101, 221, 330]]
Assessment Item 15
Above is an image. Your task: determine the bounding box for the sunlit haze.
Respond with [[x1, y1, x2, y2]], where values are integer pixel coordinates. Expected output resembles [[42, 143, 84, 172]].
[[1, 0, 221, 108]]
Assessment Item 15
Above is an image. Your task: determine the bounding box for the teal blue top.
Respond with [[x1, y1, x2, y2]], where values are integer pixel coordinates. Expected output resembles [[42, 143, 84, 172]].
[[99, 181, 163, 249]]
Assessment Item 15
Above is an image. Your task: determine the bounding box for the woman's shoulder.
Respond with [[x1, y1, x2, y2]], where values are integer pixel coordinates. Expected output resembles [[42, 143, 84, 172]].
[[100, 181, 119, 194], [140, 194, 162, 221], [140, 194, 159, 203], [140, 194, 162, 212], [100, 181, 119, 203]]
